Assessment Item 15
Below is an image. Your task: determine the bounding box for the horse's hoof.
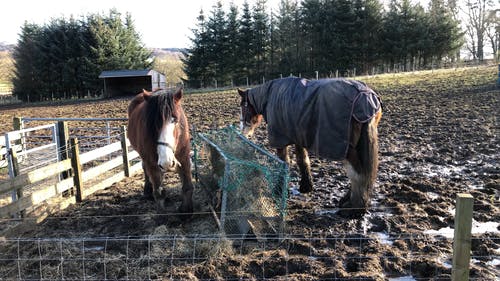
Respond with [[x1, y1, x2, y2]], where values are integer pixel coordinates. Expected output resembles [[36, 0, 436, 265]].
[[299, 177, 313, 193], [143, 185, 153, 200], [338, 192, 350, 206], [178, 204, 193, 215], [299, 184, 313, 193], [338, 199, 367, 219], [338, 208, 365, 219]]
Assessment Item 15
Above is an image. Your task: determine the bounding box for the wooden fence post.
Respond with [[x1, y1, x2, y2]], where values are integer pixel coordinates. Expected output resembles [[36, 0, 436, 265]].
[[12, 117, 22, 132], [12, 117, 23, 150], [70, 138, 83, 202], [57, 121, 71, 180], [120, 126, 130, 177], [452, 193, 474, 281], [8, 148, 24, 217]]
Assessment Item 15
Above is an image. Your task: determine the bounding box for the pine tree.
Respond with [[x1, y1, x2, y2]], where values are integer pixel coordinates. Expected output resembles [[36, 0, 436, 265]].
[[237, 1, 255, 82], [275, 0, 301, 75], [206, 1, 228, 84], [382, 0, 423, 70], [252, 0, 270, 79], [183, 8, 210, 88], [427, 0, 463, 63], [353, 0, 384, 74], [12, 22, 43, 102], [225, 3, 240, 84], [301, 0, 325, 74], [13, 9, 152, 100]]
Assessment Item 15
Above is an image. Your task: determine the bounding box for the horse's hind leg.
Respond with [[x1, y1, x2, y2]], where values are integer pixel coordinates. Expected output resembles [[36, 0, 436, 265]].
[[295, 145, 313, 193]]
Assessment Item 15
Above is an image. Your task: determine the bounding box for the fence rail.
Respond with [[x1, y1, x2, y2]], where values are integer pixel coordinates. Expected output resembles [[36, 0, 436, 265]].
[[0, 124, 141, 220]]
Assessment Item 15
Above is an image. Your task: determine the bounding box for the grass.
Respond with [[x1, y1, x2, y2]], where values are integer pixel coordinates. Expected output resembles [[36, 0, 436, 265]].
[[184, 64, 498, 97], [359, 64, 498, 92]]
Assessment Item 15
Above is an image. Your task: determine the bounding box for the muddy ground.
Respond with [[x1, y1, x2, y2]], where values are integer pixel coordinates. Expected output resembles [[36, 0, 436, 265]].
[[0, 66, 498, 280]]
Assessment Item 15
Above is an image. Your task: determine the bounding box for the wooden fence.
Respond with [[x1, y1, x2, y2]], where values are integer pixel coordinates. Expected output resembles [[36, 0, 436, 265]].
[[0, 125, 142, 219]]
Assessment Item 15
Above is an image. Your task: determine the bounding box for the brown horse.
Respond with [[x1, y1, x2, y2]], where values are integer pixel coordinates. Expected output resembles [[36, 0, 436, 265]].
[[238, 77, 382, 215], [127, 88, 193, 214]]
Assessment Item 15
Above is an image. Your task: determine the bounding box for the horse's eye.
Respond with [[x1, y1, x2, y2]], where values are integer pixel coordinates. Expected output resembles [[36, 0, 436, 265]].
[[171, 117, 178, 123]]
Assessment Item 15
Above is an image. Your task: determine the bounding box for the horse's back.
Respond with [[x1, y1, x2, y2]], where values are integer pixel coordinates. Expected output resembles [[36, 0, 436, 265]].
[[265, 77, 381, 160]]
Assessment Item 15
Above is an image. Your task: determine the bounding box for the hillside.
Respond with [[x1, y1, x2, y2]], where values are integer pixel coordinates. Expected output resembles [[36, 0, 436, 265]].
[[0, 42, 14, 52]]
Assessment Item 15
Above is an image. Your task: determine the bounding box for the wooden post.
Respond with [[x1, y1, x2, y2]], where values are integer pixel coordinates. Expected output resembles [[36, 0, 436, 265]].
[[452, 193, 474, 281], [57, 121, 71, 180], [120, 126, 130, 177], [12, 117, 24, 151], [12, 117, 22, 131], [70, 138, 83, 202], [9, 148, 24, 217]]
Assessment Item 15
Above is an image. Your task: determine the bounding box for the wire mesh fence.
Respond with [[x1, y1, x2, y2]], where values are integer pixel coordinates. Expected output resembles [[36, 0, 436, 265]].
[[193, 126, 289, 236], [20, 117, 128, 153], [0, 230, 498, 280]]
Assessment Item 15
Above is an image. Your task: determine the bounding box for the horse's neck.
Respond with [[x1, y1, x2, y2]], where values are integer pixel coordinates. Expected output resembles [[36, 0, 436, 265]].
[[250, 85, 270, 115]]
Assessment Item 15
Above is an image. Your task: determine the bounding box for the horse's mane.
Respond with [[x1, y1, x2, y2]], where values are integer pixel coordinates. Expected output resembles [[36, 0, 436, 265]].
[[145, 90, 174, 143]]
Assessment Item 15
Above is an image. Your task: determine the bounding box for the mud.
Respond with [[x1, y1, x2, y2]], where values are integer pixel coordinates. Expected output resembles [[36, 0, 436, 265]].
[[0, 66, 498, 280]]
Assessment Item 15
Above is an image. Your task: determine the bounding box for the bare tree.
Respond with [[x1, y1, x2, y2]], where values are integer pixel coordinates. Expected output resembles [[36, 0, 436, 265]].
[[484, 8, 499, 61], [463, 0, 494, 61]]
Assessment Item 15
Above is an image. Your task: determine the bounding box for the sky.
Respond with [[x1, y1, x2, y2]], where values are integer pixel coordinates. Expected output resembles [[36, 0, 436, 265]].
[[1, 0, 281, 49]]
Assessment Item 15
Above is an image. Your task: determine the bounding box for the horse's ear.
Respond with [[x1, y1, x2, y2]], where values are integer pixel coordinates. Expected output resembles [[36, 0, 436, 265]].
[[174, 88, 183, 103], [237, 88, 246, 97], [141, 89, 152, 100]]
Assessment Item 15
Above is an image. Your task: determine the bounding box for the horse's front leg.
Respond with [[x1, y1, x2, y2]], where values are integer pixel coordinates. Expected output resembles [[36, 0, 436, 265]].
[[176, 148, 194, 214], [146, 164, 166, 209], [142, 162, 154, 200], [295, 145, 313, 193]]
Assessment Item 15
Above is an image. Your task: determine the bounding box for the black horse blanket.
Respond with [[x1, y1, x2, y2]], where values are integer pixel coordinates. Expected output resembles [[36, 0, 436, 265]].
[[248, 77, 381, 160]]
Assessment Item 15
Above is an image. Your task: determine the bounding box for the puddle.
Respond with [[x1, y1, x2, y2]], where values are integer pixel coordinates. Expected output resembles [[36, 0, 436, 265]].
[[423, 221, 499, 239], [414, 163, 464, 178], [375, 232, 393, 245], [388, 276, 416, 281]]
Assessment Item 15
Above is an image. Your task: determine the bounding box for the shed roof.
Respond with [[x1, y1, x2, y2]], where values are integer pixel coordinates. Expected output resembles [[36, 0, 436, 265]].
[[98, 69, 162, 78]]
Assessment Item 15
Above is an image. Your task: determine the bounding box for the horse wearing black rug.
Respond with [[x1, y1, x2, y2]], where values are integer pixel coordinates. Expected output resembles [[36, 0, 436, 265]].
[[238, 77, 382, 215], [127, 88, 193, 214]]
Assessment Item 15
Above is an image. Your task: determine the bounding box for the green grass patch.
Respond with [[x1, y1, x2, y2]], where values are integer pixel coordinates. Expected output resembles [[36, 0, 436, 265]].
[[359, 64, 497, 93]]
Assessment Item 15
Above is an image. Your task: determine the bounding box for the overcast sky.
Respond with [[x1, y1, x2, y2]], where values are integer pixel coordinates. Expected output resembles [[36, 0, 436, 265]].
[[1, 0, 283, 48]]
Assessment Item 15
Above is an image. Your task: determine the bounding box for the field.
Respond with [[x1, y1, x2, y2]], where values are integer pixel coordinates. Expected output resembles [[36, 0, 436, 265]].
[[0, 65, 498, 280]]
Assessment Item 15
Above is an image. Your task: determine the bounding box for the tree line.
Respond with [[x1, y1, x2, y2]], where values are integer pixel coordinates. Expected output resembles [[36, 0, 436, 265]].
[[13, 9, 152, 102], [182, 0, 464, 88]]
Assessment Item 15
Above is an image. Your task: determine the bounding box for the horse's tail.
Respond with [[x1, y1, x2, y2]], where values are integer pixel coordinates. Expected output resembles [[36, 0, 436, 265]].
[[358, 109, 381, 187], [344, 108, 382, 214]]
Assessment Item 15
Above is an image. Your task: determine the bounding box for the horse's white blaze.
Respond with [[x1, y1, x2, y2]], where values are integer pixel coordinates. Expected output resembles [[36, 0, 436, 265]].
[[157, 121, 177, 170]]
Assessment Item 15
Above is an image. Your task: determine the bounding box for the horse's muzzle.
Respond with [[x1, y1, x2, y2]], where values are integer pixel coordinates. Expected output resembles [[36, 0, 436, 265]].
[[241, 127, 254, 138], [158, 158, 181, 172]]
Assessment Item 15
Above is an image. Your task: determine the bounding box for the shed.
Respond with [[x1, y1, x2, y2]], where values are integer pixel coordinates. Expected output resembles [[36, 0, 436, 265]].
[[99, 69, 166, 98]]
